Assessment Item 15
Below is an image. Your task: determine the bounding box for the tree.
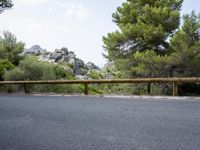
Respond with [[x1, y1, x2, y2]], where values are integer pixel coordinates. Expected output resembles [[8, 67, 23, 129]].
[[132, 51, 172, 77], [0, 59, 14, 80], [0, 0, 13, 14], [169, 12, 200, 95], [4, 57, 44, 81], [103, 0, 183, 77], [4, 57, 80, 93], [4, 56, 75, 81], [170, 11, 200, 77], [0, 31, 25, 66]]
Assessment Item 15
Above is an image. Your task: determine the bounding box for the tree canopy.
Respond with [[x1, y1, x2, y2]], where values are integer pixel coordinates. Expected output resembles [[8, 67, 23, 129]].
[[0, 31, 25, 66], [103, 0, 183, 62], [103, 0, 187, 78], [0, 0, 13, 13], [170, 11, 200, 77], [103, 0, 200, 94]]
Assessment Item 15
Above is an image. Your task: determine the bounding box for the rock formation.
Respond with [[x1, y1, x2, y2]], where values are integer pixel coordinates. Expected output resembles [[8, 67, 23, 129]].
[[23, 45, 46, 55], [23, 45, 100, 78]]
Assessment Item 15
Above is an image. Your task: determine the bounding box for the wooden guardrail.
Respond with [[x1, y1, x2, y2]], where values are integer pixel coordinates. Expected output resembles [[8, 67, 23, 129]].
[[0, 77, 200, 96]]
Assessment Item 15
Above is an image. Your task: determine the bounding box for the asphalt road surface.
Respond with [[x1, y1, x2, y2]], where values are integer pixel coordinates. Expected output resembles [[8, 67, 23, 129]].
[[0, 95, 200, 150]]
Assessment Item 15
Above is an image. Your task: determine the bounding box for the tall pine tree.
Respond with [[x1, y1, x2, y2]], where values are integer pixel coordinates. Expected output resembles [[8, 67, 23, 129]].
[[103, 0, 183, 77], [170, 11, 200, 77]]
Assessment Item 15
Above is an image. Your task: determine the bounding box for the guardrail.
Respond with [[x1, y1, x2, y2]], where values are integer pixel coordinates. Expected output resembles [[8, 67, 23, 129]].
[[0, 77, 200, 96]]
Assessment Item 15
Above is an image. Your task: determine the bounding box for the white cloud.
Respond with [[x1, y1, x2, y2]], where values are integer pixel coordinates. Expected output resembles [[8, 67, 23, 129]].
[[15, 0, 51, 5], [58, 3, 90, 19], [7, 17, 68, 35], [66, 3, 90, 19], [0, 15, 69, 49], [48, 7, 53, 13]]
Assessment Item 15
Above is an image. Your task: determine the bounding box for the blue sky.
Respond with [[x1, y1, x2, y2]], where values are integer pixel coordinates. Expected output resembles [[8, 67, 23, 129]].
[[0, 0, 199, 66]]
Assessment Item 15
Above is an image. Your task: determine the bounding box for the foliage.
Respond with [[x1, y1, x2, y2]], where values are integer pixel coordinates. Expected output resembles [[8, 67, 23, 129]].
[[170, 11, 200, 77], [102, 0, 200, 95], [131, 12, 200, 78], [132, 51, 173, 77], [0, 59, 14, 80], [103, 0, 183, 76], [4, 56, 76, 81], [102, 62, 125, 79], [54, 66, 67, 79], [0, 31, 25, 66], [87, 70, 103, 79], [4, 67, 25, 81], [0, 0, 13, 14], [3, 56, 81, 93]]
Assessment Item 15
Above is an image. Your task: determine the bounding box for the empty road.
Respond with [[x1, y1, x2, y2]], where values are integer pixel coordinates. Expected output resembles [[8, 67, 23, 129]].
[[0, 95, 200, 150]]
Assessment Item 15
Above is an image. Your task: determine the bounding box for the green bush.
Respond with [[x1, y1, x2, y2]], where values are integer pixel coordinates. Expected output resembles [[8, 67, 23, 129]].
[[0, 31, 24, 66], [0, 59, 14, 80], [3, 56, 79, 93], [87, 71, 103, 79]]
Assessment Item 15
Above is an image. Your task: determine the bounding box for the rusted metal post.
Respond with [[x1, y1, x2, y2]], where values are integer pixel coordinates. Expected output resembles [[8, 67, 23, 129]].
[[173, 82, 178, 96], [84, 83, 88, 95], [23, 84, 29, 93]]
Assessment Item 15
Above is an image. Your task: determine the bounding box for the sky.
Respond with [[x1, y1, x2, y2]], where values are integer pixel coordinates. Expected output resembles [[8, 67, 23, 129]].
[[0, 0, 199, 67]]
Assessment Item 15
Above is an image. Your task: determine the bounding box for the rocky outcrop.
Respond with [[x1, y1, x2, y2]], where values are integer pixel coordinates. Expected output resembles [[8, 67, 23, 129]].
[[86, 62, 100, 70], [75, 75, 89, 80], [23, 45, 46, 55], [23, 45, 100, 77], [73, 58, 88, 75], [51, 47, 69, 62], [40, 48, 76, 66]]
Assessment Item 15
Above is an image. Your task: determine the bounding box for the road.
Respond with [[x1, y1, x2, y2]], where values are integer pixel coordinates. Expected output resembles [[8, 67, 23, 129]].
[[0, 95, 200, 150]]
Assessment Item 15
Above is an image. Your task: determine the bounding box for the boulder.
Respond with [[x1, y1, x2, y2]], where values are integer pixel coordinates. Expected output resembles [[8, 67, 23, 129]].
[[73, 58, 88, 75], [23, 45, 46, 55], [75, 75, 89, 80], [86, 62, 100, 70], [67, 51, 76, 64], [51, 47, 68, 62]]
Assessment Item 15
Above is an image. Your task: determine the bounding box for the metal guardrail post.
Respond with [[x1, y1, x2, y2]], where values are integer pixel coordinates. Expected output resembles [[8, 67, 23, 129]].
[[84, 83, 88, 95], [173, 82, 178, 96]]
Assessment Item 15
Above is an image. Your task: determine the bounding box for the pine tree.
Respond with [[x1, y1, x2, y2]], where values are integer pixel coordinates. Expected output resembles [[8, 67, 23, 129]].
[[103, 0, 183, 77], [170, 11, 200, 77]]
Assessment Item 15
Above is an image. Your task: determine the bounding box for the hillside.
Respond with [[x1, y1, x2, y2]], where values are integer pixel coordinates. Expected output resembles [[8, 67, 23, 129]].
[[23, 45, 101, 80]]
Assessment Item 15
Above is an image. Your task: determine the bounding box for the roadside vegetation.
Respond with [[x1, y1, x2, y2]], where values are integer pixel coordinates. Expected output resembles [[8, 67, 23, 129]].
[[0, 0, 199, 95]]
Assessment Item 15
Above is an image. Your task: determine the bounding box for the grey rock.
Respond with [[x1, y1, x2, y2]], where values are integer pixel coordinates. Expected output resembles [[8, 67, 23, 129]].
[[75, 75, 89, 80], [39, 52, 55, 63], [73, 58, 88, 75], [23, 45, 46, 55], [68, 51, 76, 58], [23, 45, 100, 77], [68, 57, 76, 65], [51, 47, 69, 62], [66, 51, 76, 64], [87, 62, 100, 70]]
